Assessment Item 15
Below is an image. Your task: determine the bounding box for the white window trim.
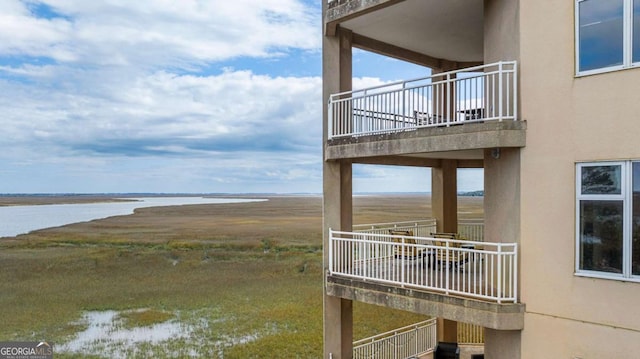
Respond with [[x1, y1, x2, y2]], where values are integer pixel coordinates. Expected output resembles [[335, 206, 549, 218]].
[[575, 161, 640, 282], [575, 0, 640, 77]]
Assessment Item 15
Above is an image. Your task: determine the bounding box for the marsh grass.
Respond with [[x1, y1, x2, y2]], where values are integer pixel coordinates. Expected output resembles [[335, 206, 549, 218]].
[[117, 309, 175, 329], [0, 195, 483, 358]]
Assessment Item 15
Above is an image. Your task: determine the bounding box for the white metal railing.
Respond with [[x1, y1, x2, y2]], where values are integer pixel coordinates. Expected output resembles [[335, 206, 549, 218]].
[[328, 229, 518, 303], [458, 219, 484, 242], [328, 61, 518, 139], [353, 318, 437, 359], [457, 322, 485, 345], [354, 219, 437, 238], [355, 219, 484, 242]]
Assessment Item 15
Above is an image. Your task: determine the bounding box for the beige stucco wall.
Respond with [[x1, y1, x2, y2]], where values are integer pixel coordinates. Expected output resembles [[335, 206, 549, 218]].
[[519, 0, 640, 357]]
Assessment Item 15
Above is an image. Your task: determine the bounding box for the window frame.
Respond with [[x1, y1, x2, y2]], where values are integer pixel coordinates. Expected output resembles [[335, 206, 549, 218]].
[[575, 161, 640, 281], [575, 0, 640, 76]]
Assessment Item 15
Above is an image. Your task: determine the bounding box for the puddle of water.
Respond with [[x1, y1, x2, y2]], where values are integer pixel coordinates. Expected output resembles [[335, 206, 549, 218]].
[[57, 309, 263, 357], [57, 310, 193, 356]]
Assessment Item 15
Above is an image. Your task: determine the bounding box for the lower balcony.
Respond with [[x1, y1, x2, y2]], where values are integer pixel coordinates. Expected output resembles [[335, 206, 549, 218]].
[[352, 318, 484, 359], [329, 229, 517, 303], [326, 225, 524, 330]]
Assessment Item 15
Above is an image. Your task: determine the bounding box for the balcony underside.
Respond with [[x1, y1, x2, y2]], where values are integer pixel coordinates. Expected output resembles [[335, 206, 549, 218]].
[[326, 0, 484, 64], [325, 121, 526, 162], [327, 275, 524, 330]]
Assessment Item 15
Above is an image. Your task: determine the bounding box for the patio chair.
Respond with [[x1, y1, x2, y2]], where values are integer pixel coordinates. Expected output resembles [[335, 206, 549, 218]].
[[429, 232, 469, 270], [389, 229, 423, 259], [414, 110, 432, 126]]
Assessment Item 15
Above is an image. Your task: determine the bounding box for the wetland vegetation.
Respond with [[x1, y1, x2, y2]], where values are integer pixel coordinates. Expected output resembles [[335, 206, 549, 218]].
[[0, 195, 483, 358]]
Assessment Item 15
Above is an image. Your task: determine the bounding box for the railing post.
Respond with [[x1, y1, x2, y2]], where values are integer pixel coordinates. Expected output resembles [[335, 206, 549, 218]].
[[328, 228, 334, 274], [401, 237, 405, 286], [414, 326, 418, 356], [445, 241, 450, 294], [498, 62, 504, 121], [514, 243, 518, 302], [362, 234, 367, 278], [446, 73, 451, 126], [513, 61, 518, 121], [497, 243, 503, 303], [402, 81, 406, 130], [327, 101, 333, 139], [394, 331, 398, 359]]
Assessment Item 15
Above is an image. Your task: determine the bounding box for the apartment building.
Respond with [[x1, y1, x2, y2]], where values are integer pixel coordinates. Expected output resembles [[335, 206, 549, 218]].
[[322, 1, 640, 358]]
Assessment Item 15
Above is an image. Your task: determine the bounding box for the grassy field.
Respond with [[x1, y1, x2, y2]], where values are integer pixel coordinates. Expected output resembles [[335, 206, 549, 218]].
[[0, 194, 483, 358]]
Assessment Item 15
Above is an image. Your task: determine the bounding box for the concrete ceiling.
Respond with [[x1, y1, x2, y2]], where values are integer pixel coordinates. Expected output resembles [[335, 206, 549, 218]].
[[338, 0, 484, 63]]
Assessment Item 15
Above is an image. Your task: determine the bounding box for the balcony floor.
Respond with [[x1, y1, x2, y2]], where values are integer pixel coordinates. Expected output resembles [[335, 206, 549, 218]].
[[326, 274, 525, 330], [325, 121, 526, 161]]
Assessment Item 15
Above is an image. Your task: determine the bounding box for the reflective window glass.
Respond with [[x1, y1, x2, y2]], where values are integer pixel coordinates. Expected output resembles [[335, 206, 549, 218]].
[[579, 200, 624, 273], [578, 0, 624, 72], [581, 165, 622, 194], [634, 0, 640, 62], [633, 163, 640, 274]]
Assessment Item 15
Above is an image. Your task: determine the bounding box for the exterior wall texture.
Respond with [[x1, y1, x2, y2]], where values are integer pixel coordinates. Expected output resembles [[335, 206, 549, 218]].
[[519, 0, 640, 357]]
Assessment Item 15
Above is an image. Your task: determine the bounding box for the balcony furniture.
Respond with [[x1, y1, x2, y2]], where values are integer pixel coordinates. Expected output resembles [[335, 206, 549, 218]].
[[414, 110, 431, 125], [458, 108, 485, 121], [389, 229, 425, 259], [429, 232, 470, 270]]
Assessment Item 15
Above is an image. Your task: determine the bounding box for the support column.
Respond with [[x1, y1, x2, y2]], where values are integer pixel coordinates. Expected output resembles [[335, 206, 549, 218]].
[[432, 159, 458, 233], [484, 147, 520, 246], [323, 161, 353, 359], [437, 318, 458, 343], [432, 159, 459, 344], [485, 329, 521, 359], [484, 147, 521, 359], [432, 63, 458, 123], [323, 12, 353, 359]]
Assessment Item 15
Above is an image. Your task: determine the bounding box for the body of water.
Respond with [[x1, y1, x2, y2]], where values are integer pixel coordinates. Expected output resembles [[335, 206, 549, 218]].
[[0, 197, 265, 238]]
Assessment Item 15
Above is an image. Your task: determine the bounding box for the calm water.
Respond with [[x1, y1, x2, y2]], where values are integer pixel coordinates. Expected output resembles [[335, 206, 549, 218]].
[[0, 197, 266, 238]]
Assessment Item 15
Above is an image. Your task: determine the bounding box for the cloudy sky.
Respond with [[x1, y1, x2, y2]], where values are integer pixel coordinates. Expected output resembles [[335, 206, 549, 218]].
[[0, 0, 482, 194]]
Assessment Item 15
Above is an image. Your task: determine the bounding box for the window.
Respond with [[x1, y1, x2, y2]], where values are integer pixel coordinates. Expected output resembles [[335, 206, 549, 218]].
[[576, 161, 640, 280], [576, 0, 640, 74]]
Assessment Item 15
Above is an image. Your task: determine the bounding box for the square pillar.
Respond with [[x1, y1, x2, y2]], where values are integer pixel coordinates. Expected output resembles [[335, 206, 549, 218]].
[[432, 160, 459, 346], [323, 160, 353, 359], [432, 159, 458, 233], [485, 329, 521, 359], [323, 12, 353, 358], [483, 148, 520, 245]]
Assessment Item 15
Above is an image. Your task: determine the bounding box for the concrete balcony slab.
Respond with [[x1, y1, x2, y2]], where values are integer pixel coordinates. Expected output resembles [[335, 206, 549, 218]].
[[326, 275, 525, 330]]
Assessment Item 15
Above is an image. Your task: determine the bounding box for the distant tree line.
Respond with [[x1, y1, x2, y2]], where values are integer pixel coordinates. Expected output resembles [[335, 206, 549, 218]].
[[459, 190, 484, 197]]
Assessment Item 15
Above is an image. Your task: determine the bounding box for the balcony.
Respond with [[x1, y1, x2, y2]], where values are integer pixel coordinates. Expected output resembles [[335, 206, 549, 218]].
[[326, 62, 525, 161], [353, 318, 437, 359], [328, 229, 517, 303], [326, 221, 524, 331], [329, 62, 517, 139]]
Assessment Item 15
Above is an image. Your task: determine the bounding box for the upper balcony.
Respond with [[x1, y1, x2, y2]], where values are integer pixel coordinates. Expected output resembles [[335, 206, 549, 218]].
[[326, 62, 526, 161]]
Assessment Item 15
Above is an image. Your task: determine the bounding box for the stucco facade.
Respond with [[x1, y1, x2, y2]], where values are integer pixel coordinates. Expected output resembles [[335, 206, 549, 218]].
[[519, 0, 640, 357]]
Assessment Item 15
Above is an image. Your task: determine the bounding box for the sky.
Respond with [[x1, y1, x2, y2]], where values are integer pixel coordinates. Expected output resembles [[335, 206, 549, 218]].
[[0, 0, 483, 194]]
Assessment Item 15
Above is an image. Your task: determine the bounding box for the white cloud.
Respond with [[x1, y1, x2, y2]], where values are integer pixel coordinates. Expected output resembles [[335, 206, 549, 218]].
[[0, 0, 325, 193], [0, 0, 480, 193], [1, 0, 320, 68], [0, 2, 74, 61], [0, 69, 322, 155]]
